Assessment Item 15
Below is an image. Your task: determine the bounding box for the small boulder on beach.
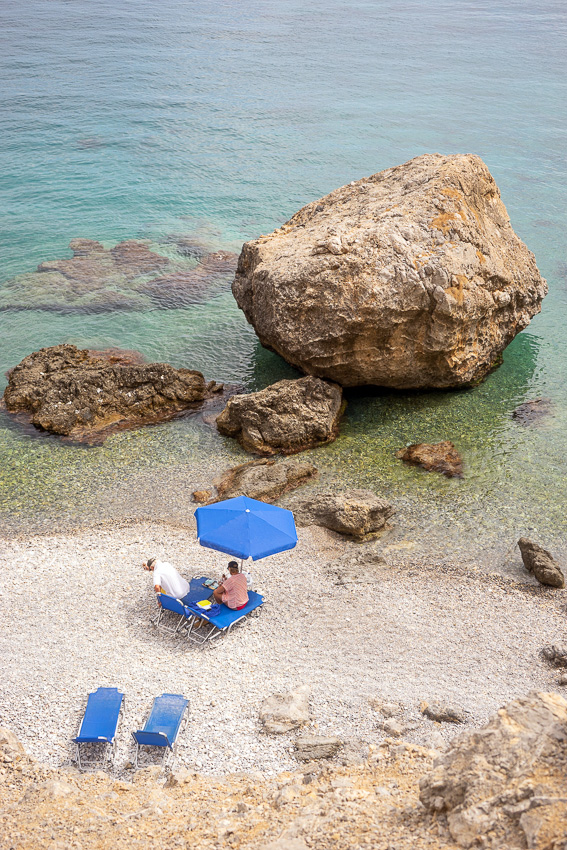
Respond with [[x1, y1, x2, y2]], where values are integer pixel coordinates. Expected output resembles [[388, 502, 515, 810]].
[[3, 344, 220, 441], [396, 440, 463, 478], [518, 537, 565, 588], [216, 376, 343, 456], [259, 685, 311, 734], [293, 489, 394, 539]]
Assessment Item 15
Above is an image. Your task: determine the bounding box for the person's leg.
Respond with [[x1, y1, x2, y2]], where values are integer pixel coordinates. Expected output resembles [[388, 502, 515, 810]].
[[213, 587, 224, 603]]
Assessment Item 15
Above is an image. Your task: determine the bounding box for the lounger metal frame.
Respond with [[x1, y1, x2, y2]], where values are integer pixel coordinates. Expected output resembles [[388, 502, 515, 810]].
[[153, 594, 192, 634], [184, 592, 264, 647], [73, 688, 125, 771]]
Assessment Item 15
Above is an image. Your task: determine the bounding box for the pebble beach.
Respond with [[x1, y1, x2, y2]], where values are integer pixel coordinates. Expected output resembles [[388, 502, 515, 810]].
[[2, 518, 565, 777]]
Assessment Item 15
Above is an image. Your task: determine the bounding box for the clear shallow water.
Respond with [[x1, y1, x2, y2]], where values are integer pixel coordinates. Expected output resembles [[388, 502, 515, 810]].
[[1, 0, 566, 567]]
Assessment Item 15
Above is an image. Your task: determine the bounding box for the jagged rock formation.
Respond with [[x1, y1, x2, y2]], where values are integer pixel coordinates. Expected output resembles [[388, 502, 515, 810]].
[[419, 691, 567, 849], [293, 490, 394, 539], [193, 457, 318, 504], [0, 238, 237, 313], [518, 538, 565, 588], [216, 376, 343, 455], [3, 344, 220, 440], [0, 725, 453, 850], [233, 153, 547, 388], [396, 441, 464, 478]]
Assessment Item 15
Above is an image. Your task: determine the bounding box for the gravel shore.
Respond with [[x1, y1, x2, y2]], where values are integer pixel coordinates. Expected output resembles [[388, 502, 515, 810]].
[[1, 519, 565, 777]]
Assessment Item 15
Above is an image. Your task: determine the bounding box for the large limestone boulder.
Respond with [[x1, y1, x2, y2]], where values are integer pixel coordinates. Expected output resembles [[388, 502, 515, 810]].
[[216, 376, 343, 455], [419, 692, 567, 849], [3, 344, 218, 440], [233, 153, 547, 389]]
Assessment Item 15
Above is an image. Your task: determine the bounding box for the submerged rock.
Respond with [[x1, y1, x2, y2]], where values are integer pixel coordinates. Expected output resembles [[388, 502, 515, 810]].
[[419, 691, 567, 849], [3, 344, 217, 441], [216, 376, 343, 455], [396, 441, 463, 478], [0, 238, 236, 313], [293, 489, 394, 539], [518, 538, 565, 588], [137, 250, 238, 308], [207, 457, 318, 503], [233, 153, 547, 388], [512, 397, 554, 426]]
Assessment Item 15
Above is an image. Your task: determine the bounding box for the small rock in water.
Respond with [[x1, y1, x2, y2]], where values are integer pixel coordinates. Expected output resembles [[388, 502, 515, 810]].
[[216, 376, 343, 456], [292, 489, 394, 539], [396, 441, 463, 478]]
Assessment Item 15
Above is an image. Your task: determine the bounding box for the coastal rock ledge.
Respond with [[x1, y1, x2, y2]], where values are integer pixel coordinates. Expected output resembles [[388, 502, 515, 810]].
[[3, 344, 219, 440], [233, 153, 547, 388]]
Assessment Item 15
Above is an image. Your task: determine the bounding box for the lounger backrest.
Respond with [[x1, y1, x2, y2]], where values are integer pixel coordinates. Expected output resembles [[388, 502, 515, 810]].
[[132, 730, 172, 750], [144, 693, 188, 743], [75, 687, 124, 743], [158, 594, 187, 616]]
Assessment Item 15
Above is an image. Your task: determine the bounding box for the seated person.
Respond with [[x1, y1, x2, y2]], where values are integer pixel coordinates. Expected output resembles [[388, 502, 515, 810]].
[[213, 561, 249, 610], [143, 557, 190, 605]]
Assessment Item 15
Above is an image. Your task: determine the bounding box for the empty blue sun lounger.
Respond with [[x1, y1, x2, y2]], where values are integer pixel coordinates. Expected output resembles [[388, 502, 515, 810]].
[[73, 687, 125, 770], [132, 693, 189, 769], [185, 591, 264, 646]]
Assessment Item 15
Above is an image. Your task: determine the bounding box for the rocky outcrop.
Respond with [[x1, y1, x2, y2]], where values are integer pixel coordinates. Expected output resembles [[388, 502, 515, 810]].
[[259, 686, 311, 734], [419, 691, 567, 849], [518, 538, 565, 588], [3, 344, 219, 440], [194, 458, 318, 504], [396, 441, 463, 478], [0, 238, 237, 313], [233, 153, 547, 389], [216, 377, 343, 455], [293, 490, 394, 539]]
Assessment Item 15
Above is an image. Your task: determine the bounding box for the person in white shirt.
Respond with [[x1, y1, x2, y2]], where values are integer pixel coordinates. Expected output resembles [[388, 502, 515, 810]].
[[143, 557, 190, 605]]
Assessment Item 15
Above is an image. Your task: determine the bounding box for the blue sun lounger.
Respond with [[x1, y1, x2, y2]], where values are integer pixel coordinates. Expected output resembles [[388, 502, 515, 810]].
[[153, 594, 192, 634], [185, 591, 264, 646], [73, 687, 125, 770], [132, 693, 189, 769]]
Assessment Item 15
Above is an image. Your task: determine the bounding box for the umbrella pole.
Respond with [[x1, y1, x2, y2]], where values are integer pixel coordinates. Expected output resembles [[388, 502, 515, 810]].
[[240, 558, 243, 573]]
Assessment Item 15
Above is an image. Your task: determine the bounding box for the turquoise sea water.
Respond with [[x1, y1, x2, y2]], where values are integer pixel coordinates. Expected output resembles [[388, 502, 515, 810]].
[[1, 0, 566, 567]]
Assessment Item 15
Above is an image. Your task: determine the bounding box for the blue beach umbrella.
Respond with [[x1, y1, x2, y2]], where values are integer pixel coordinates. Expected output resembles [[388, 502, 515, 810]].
[[195, 495, 298, 562]]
